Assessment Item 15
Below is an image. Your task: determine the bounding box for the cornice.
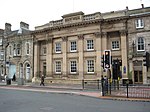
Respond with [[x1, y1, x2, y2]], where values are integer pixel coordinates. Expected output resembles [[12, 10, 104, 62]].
[[32, 19, 102, 34]]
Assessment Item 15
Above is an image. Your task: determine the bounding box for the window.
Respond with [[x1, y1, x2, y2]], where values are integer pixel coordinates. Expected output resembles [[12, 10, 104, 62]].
[[55, 61, 61, 73], [70, 61, 77, 73], [55, 43, 61, 53], [26, 43, 30, 55], [70, 41, 77, 52], [0, 51, 4, 60], [137, 37, 145, 51], [135, 19, 144, 29], [13, 44, 21, 56], [112, 41, 120, 50], [0, 39, 2, 45], [9, 46, 12, 55], [43, 47, 46, 55], [87, 60, 94, 73], [87, 40, 94, 50]]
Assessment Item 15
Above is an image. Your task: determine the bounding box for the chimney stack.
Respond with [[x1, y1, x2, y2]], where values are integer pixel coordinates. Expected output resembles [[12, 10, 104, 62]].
[[0, 29, 4, 34], [5, 23, 11, 32], [20, 21, 29, 29]]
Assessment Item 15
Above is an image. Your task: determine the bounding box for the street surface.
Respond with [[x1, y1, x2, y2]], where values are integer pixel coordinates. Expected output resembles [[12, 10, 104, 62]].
[[0, 88, 149, 112]]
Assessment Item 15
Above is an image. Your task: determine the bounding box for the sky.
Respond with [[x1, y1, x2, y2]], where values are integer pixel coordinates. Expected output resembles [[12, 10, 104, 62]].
[[0, 0, 150, 30]]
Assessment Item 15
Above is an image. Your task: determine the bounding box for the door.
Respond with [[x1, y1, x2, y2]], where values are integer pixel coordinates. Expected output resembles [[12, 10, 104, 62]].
[[9, 64, 16, 79], [26, 64, 30, 80], [134, 71, 143, 83]]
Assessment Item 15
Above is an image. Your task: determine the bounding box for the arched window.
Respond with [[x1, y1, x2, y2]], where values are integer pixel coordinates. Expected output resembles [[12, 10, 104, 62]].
[[137, 37, 145, 51]]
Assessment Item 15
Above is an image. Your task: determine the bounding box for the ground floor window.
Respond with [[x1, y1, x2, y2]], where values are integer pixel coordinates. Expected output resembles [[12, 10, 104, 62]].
[[134, 71, 143, 83], [70, 61, 77, 73], [87, 60, 94, 73], [55, 61, 61, 73]]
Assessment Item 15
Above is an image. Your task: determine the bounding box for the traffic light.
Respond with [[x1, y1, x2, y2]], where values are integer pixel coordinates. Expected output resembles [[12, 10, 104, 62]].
[[143, 52, 149, 67], [101, 55, 104, 69], [104, 50, 111, 69]]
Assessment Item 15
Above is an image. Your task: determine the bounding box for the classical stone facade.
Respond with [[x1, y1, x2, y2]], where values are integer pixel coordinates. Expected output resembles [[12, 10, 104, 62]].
[[32, 7, 150, 84], [1, 6, 149, 84]]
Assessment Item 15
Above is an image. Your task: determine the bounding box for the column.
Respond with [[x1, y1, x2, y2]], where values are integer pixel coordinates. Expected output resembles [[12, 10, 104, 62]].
[[143, 66, 147, 84], [95, 32, 102, 78], [101, 32, 107, 77], [120, 30, 128, 79], [102, 32, 107, 50], [46, 35, 53, 77], [78, 34, 84, 79], [62, 36, 67, 78], [33, 40, 40, 80]]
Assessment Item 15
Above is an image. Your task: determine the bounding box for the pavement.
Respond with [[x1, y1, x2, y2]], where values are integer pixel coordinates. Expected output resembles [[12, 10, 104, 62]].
[[0, 81, 150, 102]]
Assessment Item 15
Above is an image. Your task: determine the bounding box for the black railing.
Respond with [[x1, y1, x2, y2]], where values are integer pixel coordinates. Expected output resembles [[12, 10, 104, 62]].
[[103, 83, 150, 99], [82, 79, 101, 90]]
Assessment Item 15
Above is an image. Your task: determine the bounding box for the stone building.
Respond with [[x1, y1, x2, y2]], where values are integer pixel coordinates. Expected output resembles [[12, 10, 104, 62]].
[[32, 10, 129, 84], [0, 22, 33, 83], [32, 6, 150, 84], [127, 7, 150, 84]]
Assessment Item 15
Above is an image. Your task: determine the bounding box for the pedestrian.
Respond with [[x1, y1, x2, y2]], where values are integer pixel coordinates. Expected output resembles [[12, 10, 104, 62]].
[[40, 74, 45, 86], [101, 75, 105, 96]]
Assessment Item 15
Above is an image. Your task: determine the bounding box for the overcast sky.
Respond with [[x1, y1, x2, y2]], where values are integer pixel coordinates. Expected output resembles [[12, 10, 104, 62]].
[[0, 0, 150, 30]]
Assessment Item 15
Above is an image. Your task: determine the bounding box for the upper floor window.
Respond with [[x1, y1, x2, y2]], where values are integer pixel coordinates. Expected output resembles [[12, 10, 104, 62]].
[[0, 51, 4, 60], [14, 44, 21, 56], [87, 60, 94, 73], [135, 19, 144, 29], [0, 39, 2, 46], [87, 40, 94, 50], [70, 61, 77, 73], [55, 61, 61, 73], [9, 46, 12, 55], [26, 42, 30, 55], [137, 37, 145, 51], [112, 41, 120, 50], [43, 47, 46, 55], [70, 41, 77, 52], [55, 42, 61, 53]]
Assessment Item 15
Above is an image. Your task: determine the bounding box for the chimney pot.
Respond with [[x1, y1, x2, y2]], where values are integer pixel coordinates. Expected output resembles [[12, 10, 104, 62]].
[[141, 4, 144, 8]]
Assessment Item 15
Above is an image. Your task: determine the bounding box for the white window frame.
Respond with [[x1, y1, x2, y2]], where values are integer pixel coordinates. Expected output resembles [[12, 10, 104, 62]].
[[26, 42, 30, 55], [70, 61, 77, 74], [111, 40, 120, 50], [87, 60, 94, 73], [55, 61, 61, 73], [137, 37, 145, 51], [87, 40, 94, 51], [55, 42, 61, 53], [135, 18, 144, 29], [43, 46, 46, 55], [0, 39, 2, 46], [0, 51, 4, 60], [70, 41, 77, 52], [13, 44, 21, 56]]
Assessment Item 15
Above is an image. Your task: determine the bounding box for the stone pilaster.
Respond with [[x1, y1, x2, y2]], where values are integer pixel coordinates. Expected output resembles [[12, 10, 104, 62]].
[[78, 34, 84, 79], [46, 34, 53, 77], [33, 40, 40, 79], [95, 32, 102, 78], [102, 32, 107, 50], [120, 30, 128, 79], [62, 36, 67, 78], [143, 66, 147, 84]]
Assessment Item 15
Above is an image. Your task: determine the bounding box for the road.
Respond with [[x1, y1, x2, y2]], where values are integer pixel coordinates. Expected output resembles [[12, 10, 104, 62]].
[[0, 88, 149, 112]]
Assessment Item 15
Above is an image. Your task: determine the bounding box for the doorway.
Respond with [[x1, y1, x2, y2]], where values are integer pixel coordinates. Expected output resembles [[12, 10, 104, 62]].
[[134, 71, 143, 83]]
